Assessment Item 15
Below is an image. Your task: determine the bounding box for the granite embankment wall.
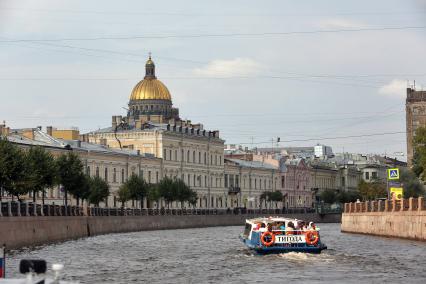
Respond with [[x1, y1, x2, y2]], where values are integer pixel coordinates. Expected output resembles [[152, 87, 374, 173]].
[[0, 213, 340, 249], [341, 197, 426, 241]]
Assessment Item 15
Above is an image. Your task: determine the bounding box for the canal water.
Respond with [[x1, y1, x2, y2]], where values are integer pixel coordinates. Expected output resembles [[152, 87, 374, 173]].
[[5, 223, 426, 283]]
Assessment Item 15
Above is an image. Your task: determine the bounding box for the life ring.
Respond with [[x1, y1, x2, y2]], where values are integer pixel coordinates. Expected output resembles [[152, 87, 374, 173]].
[[260, 231, 275, 246], [305, 230, 319, 246]]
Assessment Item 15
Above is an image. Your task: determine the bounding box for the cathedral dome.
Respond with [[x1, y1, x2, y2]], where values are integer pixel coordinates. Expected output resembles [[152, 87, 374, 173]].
[[129, 56, 172, 101]]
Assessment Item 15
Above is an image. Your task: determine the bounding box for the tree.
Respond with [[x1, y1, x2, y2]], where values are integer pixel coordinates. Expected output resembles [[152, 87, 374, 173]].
[[400, 169, 425, 198], [157, 177, 177, 208], [320, 189, 337, 204], [117, 184, 132, 208], [88, 176, 109, 206], [175, 178, 197, 208], [336, 190, 360, 203], [357, 180, 387, 201], [147, 184, 161, 208], [0, 138, 31, 201], [26, 146, 57, 204], [56, 152, 85, 207], [412, 126, 426, 180], [260, 191, 283, 208], [127, 174, 148, 208]]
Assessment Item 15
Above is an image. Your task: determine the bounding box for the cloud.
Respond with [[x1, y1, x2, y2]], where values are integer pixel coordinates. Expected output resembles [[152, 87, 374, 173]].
[[379, 79, 407, 98], [193, 58, 261, 77], [318, 18, 365, 29]]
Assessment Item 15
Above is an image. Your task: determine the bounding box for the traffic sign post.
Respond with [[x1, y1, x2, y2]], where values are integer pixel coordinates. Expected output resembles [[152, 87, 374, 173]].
[[387, 168, 400, 200]]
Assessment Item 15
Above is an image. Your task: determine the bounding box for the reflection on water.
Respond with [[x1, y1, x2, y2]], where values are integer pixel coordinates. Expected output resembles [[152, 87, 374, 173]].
[[6, 223, 426, 283]]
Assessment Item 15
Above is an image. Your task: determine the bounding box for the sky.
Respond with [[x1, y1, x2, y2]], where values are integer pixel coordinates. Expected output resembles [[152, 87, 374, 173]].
[[1, 0, 426, 161]]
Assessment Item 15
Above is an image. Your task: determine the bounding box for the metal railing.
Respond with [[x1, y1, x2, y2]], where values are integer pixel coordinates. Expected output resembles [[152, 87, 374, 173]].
[[343, 197, 426, 213], [0, 202, 333, 217]]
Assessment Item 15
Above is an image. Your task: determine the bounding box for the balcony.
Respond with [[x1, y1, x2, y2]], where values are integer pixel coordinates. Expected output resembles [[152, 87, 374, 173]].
[[228, 186, 241, 194]]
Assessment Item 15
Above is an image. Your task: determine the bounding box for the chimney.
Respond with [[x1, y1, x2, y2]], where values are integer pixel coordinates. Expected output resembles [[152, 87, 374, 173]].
[[46, 126, 53, 136], [112, 116, 117, 129]]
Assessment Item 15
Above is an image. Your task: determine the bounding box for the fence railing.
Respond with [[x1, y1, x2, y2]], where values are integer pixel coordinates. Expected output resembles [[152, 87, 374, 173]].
[[0, 202, 321, 217], [343, 197, 426, 213]]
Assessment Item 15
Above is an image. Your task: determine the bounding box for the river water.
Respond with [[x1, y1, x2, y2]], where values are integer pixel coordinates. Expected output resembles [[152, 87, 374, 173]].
[[5, 223, 426, 283]]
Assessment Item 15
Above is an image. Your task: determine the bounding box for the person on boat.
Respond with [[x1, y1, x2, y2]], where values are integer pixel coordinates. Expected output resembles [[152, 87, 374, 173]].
[[258, 223, 268, 233], [279, 222, 286, 234], [286, 221, 295, 235], [308, 222, 316, 230]]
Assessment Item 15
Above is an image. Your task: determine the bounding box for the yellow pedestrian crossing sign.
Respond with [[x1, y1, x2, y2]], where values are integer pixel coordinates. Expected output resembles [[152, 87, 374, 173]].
[[388, 168, 399, 180]]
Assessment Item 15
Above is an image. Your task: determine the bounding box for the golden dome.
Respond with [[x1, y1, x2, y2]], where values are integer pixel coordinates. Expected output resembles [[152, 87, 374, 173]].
[[129, 54, 172, 101], [130, 78, 172, 101]]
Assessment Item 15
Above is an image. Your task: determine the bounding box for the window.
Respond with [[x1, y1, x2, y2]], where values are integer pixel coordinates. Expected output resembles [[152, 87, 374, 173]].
[[205, 176, 207, 187], [181, 149, 184, 161], [210, 155, 213, 165], [148, 171, 151, 183], [113, 168, 117, 183], [187, 150, 190, 162], [215, 155, 217, 165], [193, 175, 196, 186], [169, 150, 172, 160], [224, 174, 228, 187], [96, 167, 99, 178], [372, 172, 377, 179], [156, 172, 159, 183], [175, 150, 177, 161], [199, 152, 201, 164], [204, 152, 207, 164], [193, 151, 196, 163], [163, 149, 167, 160], [365, 172, 370, 180], [188, 174, 191, 186], [104, 168, 108, 181], [87, 166, 90, 176], [121, 169, 125, 183], [281, 176, 285, 188]]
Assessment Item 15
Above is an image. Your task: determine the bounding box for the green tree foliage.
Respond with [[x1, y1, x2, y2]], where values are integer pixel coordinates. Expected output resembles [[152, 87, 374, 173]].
[[118, 174, 147, 208], [260, 191, 284, 208], [88, 176, 110, 206], [336, 190, 361, 203], [56, 152, 85, 206], [117, 184, 131, 208], [26, 146, 57, 204], [157, 177, 177, 207], [320, 189, 337, 204], [175, 178, 197, 208], [0, 138, 31, 200], [400, 169, 425, 198], [412, 126, 426, 180], [357, 180, 387, 201], [147, 184, 161, 208]]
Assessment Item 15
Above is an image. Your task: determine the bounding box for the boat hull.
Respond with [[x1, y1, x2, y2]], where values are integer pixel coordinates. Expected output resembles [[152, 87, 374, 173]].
[[240, 235, 327, 254]]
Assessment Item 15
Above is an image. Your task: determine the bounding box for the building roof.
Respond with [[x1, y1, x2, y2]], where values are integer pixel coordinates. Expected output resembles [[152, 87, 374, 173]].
[[225, 158, 277, 170]]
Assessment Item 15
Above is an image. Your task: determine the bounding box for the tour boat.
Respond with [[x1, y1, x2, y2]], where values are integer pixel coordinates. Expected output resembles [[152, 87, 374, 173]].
[[240, 217, 327, 254]]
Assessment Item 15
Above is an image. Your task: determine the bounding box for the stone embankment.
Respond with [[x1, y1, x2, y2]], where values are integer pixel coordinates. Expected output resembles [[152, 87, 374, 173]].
[[341, 197, 426, 241], [0, 206, 340, 249]]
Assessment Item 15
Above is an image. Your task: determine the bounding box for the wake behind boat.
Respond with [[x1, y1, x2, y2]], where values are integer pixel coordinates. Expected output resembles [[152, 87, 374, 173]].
[[240, 217, 327, 254]]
